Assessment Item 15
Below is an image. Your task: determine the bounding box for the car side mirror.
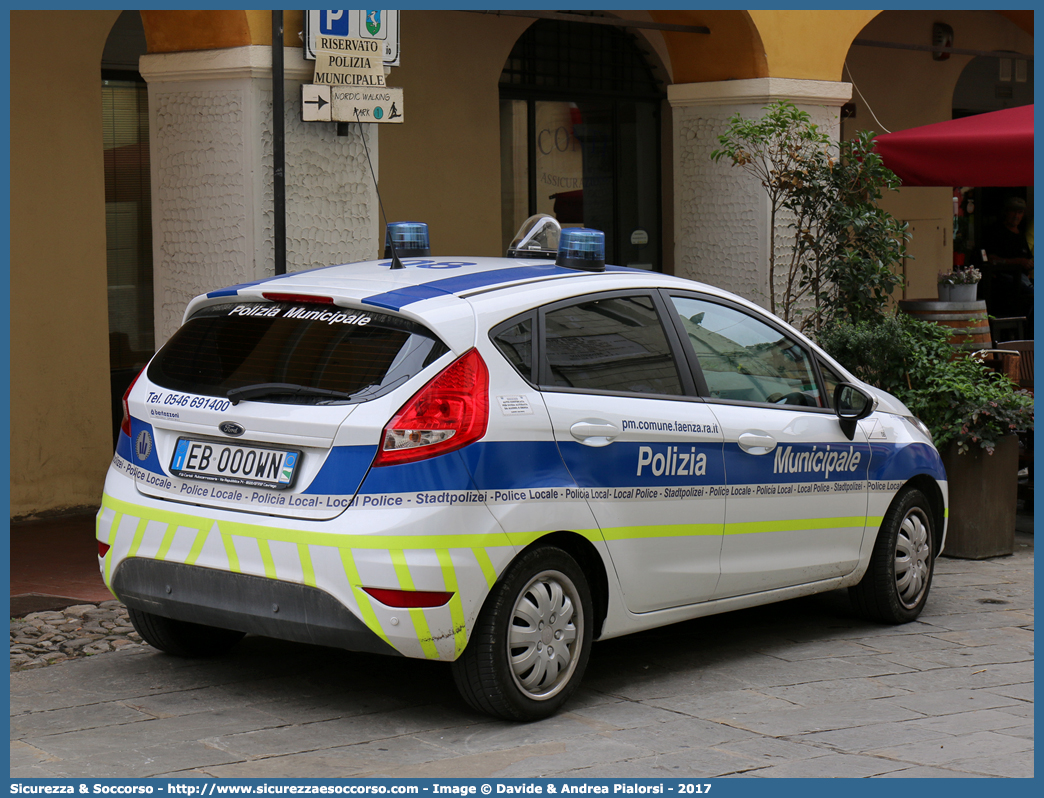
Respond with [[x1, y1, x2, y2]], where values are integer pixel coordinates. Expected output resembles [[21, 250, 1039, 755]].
[[833, 383, 875, 441]]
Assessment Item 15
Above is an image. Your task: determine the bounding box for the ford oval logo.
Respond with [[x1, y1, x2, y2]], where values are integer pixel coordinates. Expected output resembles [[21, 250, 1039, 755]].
[[219, 421, 245, 437]]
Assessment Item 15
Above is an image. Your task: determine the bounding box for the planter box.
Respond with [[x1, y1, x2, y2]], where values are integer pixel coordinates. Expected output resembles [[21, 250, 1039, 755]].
[[941, 434, 1019, 559]]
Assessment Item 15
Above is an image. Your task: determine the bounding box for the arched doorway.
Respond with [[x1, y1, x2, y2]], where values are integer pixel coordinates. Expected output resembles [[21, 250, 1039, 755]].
[[499, 18, 665, 270], [102, 10, 152, 447]]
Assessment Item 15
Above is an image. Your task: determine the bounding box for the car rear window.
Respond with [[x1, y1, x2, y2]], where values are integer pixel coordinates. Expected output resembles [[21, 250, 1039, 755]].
[[148, 302, 448, 404]]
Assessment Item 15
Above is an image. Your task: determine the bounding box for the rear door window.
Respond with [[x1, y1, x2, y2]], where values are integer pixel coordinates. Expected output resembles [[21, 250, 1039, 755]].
[[540, 294, 684, 396], [148, 302, 448, 404], [491, 313, 535, 383]]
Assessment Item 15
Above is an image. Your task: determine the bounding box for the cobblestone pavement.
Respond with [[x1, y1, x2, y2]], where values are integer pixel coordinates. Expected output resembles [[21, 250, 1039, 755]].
[[10, 603, 146, 671], [11, 531, 1033, 779]]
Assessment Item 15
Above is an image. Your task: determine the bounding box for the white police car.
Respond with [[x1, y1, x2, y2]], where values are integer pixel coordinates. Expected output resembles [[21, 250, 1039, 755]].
[[98, 217, 947, 721]]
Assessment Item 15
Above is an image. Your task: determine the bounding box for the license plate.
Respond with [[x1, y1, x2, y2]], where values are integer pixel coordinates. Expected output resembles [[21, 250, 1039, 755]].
[[170, 439, 300, 490]]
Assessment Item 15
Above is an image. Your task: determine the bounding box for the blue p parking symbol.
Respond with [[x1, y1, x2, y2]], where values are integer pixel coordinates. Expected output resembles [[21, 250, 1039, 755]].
[[320, 10, 350, 36]]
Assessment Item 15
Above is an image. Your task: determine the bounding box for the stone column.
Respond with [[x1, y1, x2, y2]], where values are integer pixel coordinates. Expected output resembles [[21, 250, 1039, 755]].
[[140, 46, 378, 344], [669, 78, 851, 313]]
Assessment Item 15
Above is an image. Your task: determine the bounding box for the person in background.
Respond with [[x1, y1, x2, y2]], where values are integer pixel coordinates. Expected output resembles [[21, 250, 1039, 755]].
[[984, 196, 1033, 323]]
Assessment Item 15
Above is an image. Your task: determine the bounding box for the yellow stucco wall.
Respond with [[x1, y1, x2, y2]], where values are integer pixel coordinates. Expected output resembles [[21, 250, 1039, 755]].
[[652, 11, 766, 82], [653, 10, 881, 82], [139, 10, 305, 52], [749, 10, 881, 80], [377, 11, 533, 257], [10, 11, 121, 517]]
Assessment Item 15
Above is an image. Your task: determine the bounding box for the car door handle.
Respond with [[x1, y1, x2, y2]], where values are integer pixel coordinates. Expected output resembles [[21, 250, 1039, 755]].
[[569, 420, 621, 447], [738, 431, 777, 454]]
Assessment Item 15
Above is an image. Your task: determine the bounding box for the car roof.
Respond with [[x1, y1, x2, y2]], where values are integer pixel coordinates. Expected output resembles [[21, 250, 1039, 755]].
[[183, 256, 739, 322]]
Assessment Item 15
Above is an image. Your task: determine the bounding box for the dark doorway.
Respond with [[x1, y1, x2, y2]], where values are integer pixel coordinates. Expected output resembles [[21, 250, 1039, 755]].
[[499, 18, 664, 271]]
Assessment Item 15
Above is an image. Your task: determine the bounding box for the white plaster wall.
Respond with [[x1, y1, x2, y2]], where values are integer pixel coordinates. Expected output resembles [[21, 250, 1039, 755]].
[[673, 107, 769, 304], [670, 79, 851, 314], [149, 83, 257, 340], [142, 46, 377, 345], [265, 89, 378, 276]]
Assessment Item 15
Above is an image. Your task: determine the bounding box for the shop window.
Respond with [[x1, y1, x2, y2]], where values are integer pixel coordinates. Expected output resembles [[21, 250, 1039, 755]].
[[103, 78, 153, 373], [103, 10, 152, 447]]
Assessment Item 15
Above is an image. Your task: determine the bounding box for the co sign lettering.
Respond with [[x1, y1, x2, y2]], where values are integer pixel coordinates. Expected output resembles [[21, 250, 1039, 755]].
[[538, 127, 578, 156]]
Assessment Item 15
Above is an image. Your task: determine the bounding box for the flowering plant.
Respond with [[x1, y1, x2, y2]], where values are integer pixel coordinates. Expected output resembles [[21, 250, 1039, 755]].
[[939, 267, 981, 285]]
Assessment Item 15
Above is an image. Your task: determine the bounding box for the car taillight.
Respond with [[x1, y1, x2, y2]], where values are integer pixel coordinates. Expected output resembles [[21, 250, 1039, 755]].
[[373, 348, 489, 467], [361, 587, 453, 608], [98, 541, 111, 558], [119, 369, 144, 438]]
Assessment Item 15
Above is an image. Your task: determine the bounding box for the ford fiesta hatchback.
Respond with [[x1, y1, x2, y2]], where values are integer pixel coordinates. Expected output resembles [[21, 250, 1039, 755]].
[[98, 219, 947, 721]]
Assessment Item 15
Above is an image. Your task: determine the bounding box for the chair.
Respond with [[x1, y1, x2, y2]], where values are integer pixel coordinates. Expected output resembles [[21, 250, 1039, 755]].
[[989, 316, 1027, 344], [977, 340, 1034, 512], [972, 340, 1033, 392], [1002, 340, 1034, 392]]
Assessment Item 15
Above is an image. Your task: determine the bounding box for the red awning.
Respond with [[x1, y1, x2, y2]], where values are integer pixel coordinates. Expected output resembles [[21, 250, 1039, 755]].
[[873, 105, 1033, 187]]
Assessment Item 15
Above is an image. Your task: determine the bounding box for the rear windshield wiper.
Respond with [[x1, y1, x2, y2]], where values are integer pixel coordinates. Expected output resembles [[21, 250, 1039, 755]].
[[227, 383, 355, 405]]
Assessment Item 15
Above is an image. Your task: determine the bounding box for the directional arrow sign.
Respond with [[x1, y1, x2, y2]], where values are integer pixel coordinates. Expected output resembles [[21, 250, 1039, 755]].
[[301, 84, 332, 122]]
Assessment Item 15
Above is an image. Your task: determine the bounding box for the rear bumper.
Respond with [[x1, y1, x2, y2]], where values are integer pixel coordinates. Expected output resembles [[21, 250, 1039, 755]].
[[97, 471, 518, 662], [113, 558, 400, 656]]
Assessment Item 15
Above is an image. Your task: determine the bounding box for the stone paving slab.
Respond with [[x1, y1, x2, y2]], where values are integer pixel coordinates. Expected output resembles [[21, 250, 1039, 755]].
[[10, 530, 1033, 779]]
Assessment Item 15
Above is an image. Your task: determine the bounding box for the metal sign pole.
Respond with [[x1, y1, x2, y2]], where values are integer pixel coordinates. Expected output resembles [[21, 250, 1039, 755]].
[[273, 11, 286, 275]]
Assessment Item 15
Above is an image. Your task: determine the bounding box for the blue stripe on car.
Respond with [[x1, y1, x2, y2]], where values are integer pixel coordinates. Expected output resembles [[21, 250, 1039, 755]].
[[559, 440, 729, 488], [301, 446, 378, 495], [868, 441, 947, 482], [362, 265, 577, 311], [724, 441, 871, 485], [358, 450, 479, 494], [356, 442, 578, 494], [354, 439, 932, 496], [115, 428, 133, 462]]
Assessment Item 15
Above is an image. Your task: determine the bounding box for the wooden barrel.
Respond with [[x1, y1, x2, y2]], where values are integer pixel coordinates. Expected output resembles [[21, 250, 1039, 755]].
[[898, 299, 992, 354]]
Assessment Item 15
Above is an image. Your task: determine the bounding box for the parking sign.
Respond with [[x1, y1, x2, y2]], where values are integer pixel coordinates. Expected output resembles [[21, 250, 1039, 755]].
[[305, 10, 400, 66], [319, 10, 351, 36]]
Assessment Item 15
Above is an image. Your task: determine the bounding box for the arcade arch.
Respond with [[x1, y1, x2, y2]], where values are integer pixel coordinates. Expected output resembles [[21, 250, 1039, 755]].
[[840, 10, 1033, 298]]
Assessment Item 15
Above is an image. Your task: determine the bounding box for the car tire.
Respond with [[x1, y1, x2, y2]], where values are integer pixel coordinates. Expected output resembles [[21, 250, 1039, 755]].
[[452, 546, 593, 721], [850, 487, 935, 624], [127, 607, 246, 657]]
